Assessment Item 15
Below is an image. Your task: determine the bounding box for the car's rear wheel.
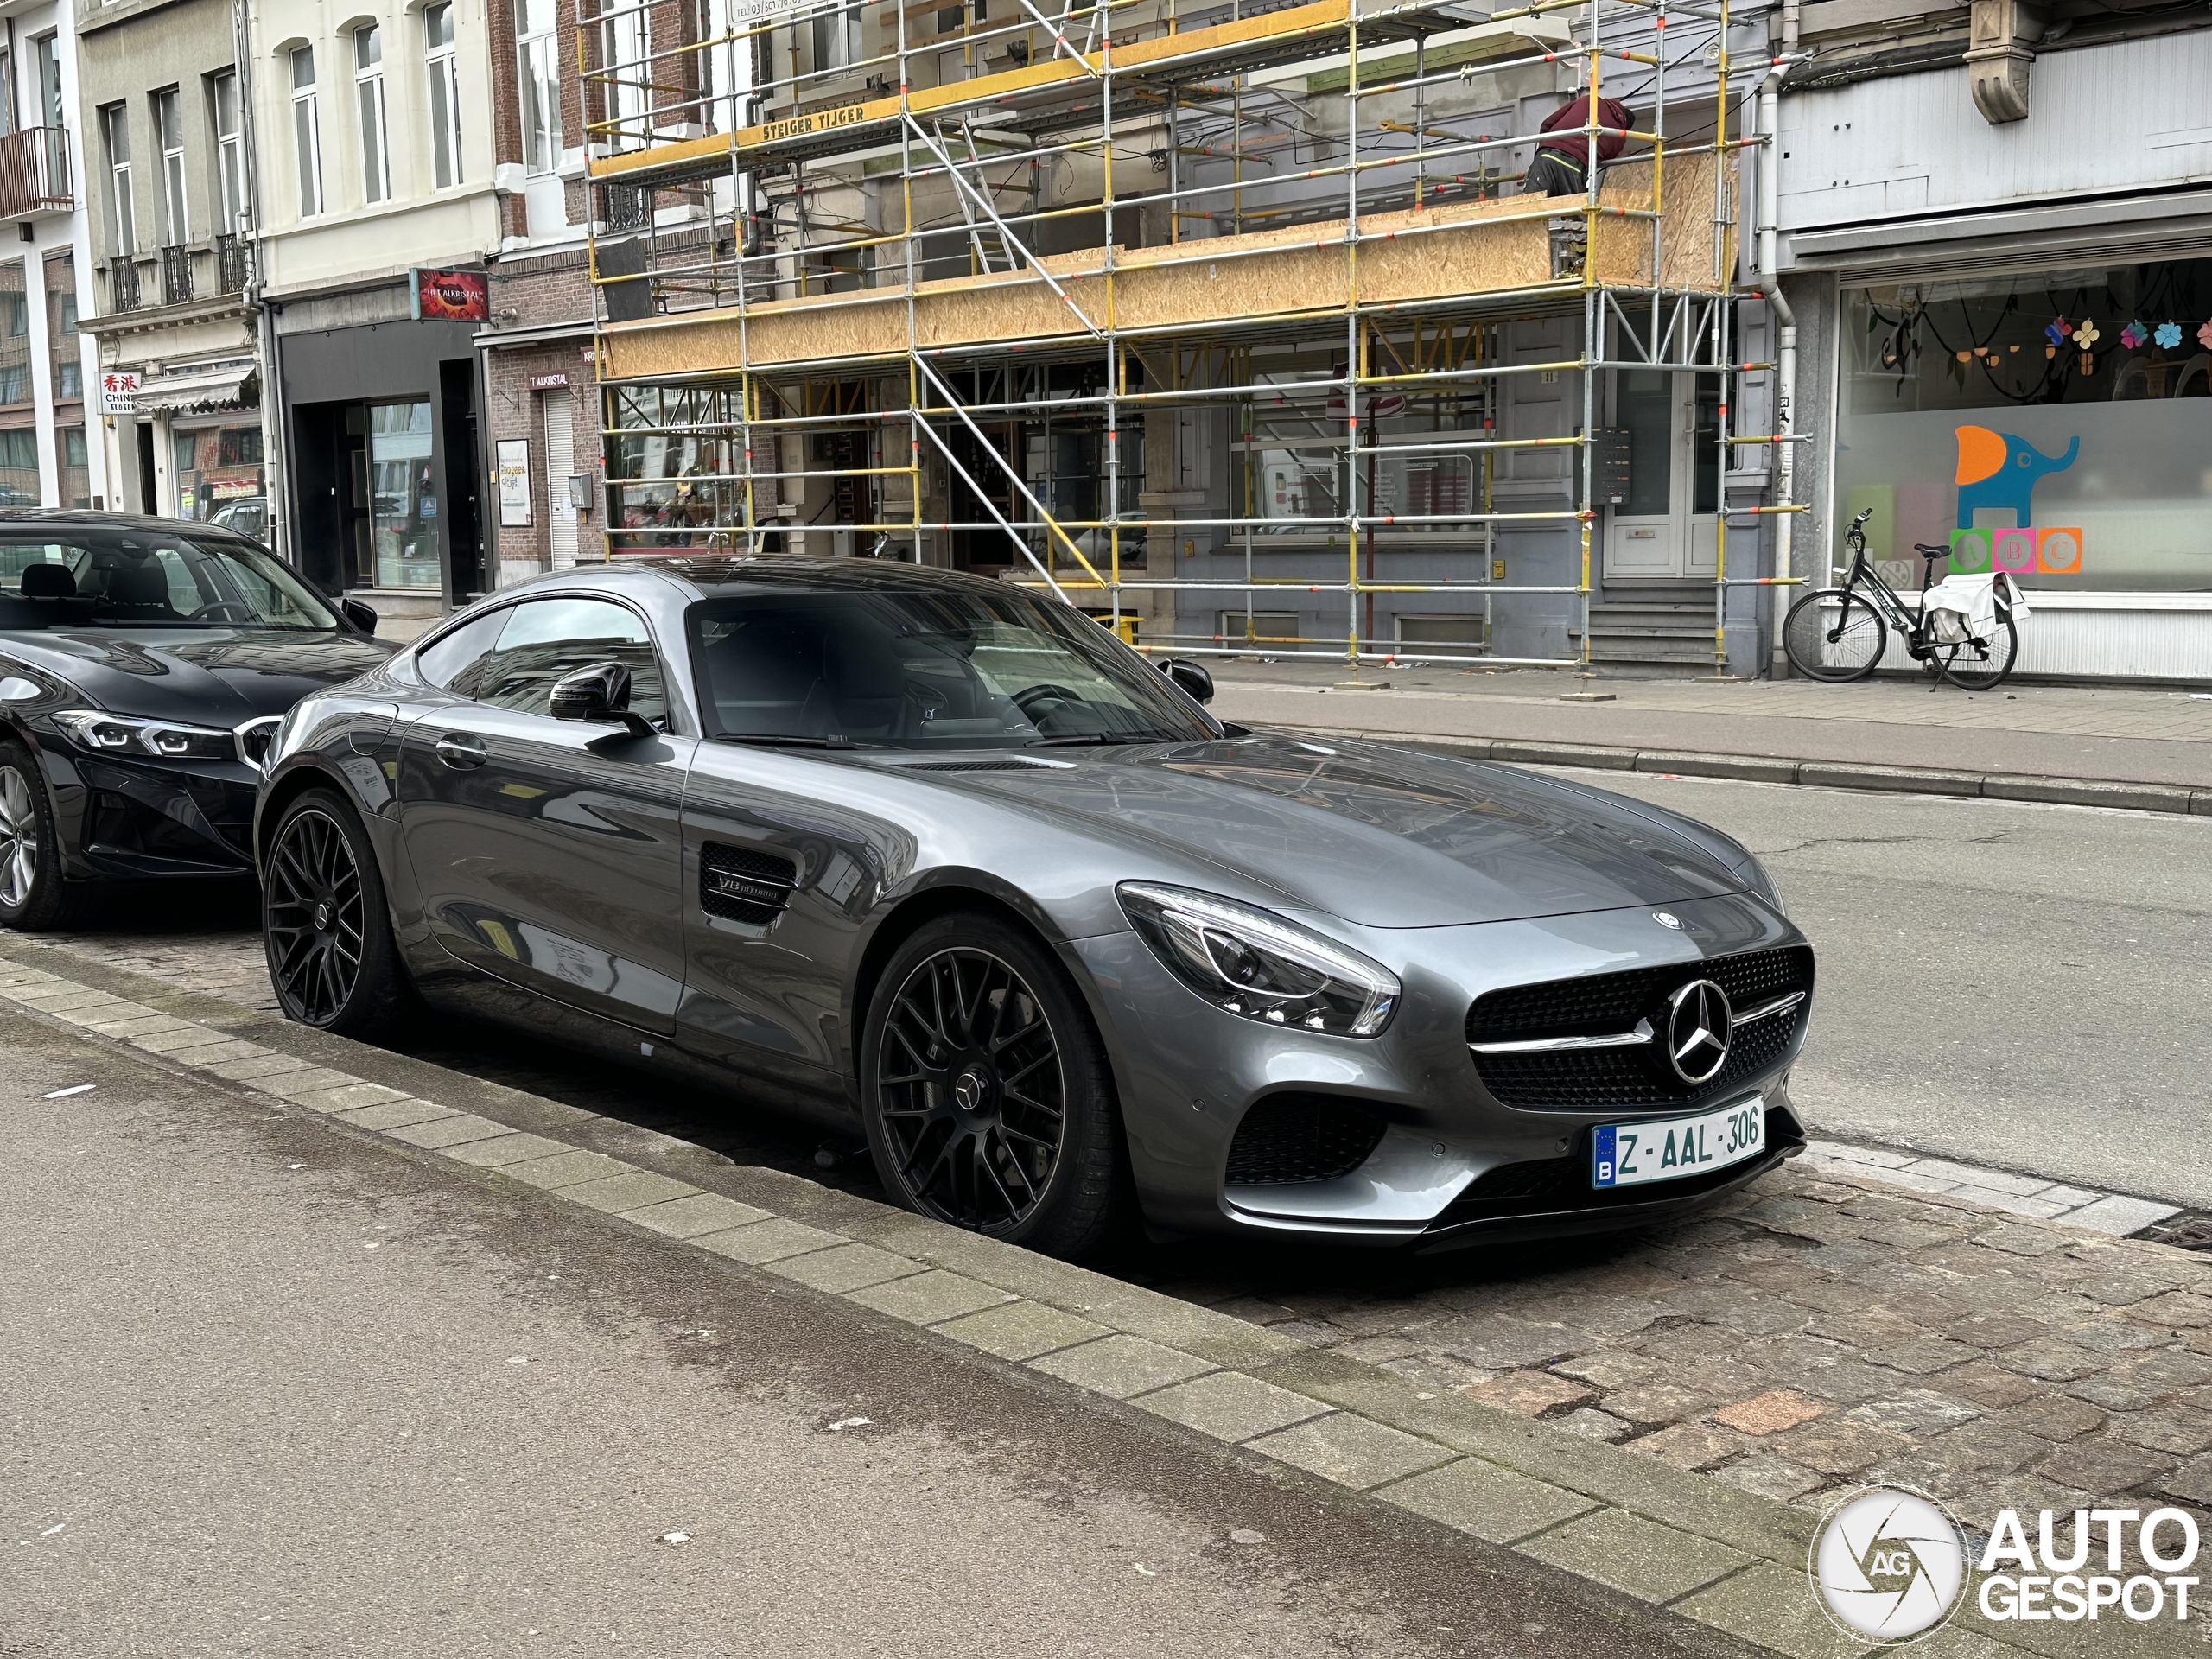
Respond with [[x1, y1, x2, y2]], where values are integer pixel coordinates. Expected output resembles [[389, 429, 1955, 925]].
[[0, 737, 87, 931], [264, 788, 411, 1039], [861, 912, 1126, 1257]]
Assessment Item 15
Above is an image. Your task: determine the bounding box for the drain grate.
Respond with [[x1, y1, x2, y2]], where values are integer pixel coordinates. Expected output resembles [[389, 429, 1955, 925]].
[[2135, 1210, 2212, 1250]]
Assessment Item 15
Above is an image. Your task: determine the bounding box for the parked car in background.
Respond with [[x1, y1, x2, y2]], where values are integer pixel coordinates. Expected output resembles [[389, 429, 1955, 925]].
[[0, 513, 393, 929], [207, 496, 270, 544], [255, 559, 1812, 1257]]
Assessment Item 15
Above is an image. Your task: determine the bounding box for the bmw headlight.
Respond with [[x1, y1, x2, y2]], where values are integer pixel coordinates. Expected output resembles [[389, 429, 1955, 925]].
[[52, 710, 240, 763], [1116, 881, 1399, 1037]]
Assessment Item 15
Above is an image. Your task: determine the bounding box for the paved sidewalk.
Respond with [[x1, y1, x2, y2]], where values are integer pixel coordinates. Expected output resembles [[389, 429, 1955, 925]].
[[1207, 664, 2212, 795]]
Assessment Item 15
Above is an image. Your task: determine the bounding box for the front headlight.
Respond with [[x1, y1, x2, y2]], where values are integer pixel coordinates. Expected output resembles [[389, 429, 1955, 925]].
[[51, 710, 241, 763], [1116, 881, 1400, 1037]]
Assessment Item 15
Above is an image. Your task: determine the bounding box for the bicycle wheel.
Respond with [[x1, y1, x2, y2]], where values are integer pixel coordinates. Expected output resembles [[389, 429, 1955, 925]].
[[1783, 588, 1887, 683], [1936, 609, 2018, 691]]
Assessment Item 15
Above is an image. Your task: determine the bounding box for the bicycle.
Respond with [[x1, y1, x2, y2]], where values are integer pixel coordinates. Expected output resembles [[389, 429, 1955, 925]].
[[1782, 507, 2019, 690]]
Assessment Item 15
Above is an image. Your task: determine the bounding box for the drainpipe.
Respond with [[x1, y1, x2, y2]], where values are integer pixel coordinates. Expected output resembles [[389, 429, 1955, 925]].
[[1758, 26, 1797, 678], [231, 0, 289, 564]]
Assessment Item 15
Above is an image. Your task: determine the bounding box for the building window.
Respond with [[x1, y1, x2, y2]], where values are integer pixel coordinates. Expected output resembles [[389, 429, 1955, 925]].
[[155, 88, 189, 246], [290, 47, 323, 217], [425, 3, 463, 188], [0, 429, 36, 505], [1837, 261, 2212, 594], [34, 35, 61, 129], [0, 50, 14, 137], [0, 264, 27, 416], [45, 252, 78, 402], [58, 426, 87, 509], [213, 71, 246, 233], [370, 401, 439, 588], [102, 103, 135, 256], [518, 0, 561, 177], [355, 25, 389, 205]]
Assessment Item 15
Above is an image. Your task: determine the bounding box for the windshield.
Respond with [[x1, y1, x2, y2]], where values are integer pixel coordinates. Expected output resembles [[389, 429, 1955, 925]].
[[687, 587, 1217, 749], [0, 529, 338, 630]]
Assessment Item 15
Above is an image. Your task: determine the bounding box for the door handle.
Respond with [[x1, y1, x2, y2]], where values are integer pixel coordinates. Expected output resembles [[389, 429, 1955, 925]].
[[435, 734, 489, 770]]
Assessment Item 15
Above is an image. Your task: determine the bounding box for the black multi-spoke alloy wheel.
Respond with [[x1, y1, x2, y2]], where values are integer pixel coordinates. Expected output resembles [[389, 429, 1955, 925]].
[[264, 789, 410, 1039], [861, 913, 1126, 1256], [1936, 610, 2019, 691], [1782, 588, 1887, 683], [0, 737, 85, 931]]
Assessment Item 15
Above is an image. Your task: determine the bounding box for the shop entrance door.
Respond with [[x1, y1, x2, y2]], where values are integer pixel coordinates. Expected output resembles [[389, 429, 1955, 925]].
[[543, 389, 576, 569], [1603, 370, 1719, 581]]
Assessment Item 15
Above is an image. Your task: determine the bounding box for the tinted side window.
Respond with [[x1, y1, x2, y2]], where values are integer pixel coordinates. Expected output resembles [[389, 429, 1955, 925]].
[[474, 596, 666, 724], [416, 607, 511, 696]]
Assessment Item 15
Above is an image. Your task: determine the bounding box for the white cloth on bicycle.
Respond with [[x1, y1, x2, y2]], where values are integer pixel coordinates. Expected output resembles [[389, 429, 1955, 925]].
[[1922, 571, 2029, 644]]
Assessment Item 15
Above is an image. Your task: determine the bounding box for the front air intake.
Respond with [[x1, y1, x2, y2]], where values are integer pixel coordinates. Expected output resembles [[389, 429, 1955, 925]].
[[1224, 1093, 1388, 1186]]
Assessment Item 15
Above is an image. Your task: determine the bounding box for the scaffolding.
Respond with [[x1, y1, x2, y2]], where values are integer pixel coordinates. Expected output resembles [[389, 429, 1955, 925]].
[[577, 0, 1798, 675]]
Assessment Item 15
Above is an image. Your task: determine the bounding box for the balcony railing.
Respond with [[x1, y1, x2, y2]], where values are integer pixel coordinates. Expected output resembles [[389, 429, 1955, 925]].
[[0, 126, 71, 221], [213, 232, 249, 296], [160, 244, 193, 305], [108, 257, 141, 314]]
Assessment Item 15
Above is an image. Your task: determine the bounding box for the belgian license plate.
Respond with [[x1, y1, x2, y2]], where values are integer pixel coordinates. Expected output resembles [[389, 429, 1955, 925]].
[[1592, 1099, 1764, 1190]]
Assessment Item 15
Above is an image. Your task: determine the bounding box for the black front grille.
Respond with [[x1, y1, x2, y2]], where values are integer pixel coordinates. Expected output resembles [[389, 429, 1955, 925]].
[[1433, 1105, 1802, 1230], [1467, 944, 1813, 1112], [701, 842, 798, 925], [1224, 1093, 1389, 1186]]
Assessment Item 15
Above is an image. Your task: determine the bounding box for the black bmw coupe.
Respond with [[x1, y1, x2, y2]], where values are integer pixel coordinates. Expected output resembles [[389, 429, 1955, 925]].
[[0, 513, 393, 928]]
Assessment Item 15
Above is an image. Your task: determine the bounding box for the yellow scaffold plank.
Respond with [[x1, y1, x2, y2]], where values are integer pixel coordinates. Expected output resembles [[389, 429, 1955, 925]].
[[588, 0, 1355, 182]]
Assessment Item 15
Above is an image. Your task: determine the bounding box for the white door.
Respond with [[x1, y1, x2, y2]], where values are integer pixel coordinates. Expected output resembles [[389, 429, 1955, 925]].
[[543, 390, 576, 569], [1604, 370, 1719, 580]]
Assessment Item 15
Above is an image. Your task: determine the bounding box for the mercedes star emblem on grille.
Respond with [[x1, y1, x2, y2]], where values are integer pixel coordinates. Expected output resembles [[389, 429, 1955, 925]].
[[1652, 912, 1681, 929], [1664, 978, 1732, 1084]]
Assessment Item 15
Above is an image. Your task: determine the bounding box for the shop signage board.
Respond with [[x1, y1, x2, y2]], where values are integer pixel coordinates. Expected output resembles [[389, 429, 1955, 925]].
[[496, 439, 533, 527], [99, 372, 140, 414], [528, 372, 570, 391], [411, 267, 491, 322]]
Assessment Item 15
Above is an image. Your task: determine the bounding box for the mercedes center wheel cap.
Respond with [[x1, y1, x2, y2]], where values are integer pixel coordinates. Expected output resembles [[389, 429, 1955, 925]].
[[1664, 978, 1733, 1084]]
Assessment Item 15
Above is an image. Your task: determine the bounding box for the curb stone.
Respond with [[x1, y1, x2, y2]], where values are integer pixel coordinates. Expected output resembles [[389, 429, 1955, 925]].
[[1282, 727, 2212, 817], [0, 948, 2189, 1659]]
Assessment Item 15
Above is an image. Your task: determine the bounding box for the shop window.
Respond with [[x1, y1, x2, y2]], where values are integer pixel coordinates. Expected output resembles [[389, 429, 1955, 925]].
[[173, 423, 267, 522], [369, 400, 438, 588], [1839, 261, 2212, 592], [0, 428, 38, 505]]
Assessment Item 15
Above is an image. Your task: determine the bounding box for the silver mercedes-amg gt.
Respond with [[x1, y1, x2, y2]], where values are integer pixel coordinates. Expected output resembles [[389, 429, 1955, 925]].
[[254, 559, 1812, 1257]]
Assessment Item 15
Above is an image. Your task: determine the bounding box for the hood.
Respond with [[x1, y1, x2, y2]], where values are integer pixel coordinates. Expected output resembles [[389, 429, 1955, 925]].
[[2, 629, 393, 725], [884, 733, 1751, 927]]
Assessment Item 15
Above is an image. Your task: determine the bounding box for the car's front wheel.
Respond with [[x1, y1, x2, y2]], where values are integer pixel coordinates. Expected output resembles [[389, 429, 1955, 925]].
[[861, 912, 1126, 1257], [264, 788, 411, 1039], [0, 737, 86, 931]]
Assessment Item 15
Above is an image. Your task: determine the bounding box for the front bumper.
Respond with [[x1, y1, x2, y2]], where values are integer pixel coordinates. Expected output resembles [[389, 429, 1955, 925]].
[[30, 738, 259, 881], [1071, 891, 1810, 1246]]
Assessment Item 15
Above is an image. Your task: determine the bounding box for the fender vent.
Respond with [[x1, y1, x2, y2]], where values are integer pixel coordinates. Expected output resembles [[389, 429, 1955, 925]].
[[701, 842, 798, 925], [1224, 1093, 1388, 1186]]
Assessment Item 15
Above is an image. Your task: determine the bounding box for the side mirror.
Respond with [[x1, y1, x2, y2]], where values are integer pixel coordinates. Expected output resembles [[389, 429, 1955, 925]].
[[1159, 658, 1214, 704], [341, 598, 378, 634], [550, 661, 656, 737]]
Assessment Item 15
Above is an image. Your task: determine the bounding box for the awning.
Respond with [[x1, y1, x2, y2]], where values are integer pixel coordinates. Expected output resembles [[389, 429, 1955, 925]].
[[133, 361, 259, 414]]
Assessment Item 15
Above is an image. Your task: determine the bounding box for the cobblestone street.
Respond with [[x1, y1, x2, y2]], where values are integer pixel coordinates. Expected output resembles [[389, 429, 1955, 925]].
[[23, 899, 2212, 1573]]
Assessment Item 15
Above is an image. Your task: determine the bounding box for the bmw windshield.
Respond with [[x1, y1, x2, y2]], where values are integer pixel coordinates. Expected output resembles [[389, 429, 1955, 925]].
[[688, 588, 1218, 748], [0, 529, 340, 631]]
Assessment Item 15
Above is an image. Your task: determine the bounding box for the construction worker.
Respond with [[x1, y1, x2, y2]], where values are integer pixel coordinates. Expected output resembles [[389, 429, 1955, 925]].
[[1524, 92, 1634, 196]]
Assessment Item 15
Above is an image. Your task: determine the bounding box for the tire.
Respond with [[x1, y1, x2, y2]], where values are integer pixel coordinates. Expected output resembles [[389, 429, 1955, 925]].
[[1936, 610, 2019, 691], [0, 736, 88, 931], [861, 912, 1127, 1258], [263, 787, 413, 1040], [1783, 588, 1887, 683]]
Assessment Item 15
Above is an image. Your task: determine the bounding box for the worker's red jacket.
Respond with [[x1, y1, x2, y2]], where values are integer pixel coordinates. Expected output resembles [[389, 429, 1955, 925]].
[[1535, 96, 1633, 168]]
